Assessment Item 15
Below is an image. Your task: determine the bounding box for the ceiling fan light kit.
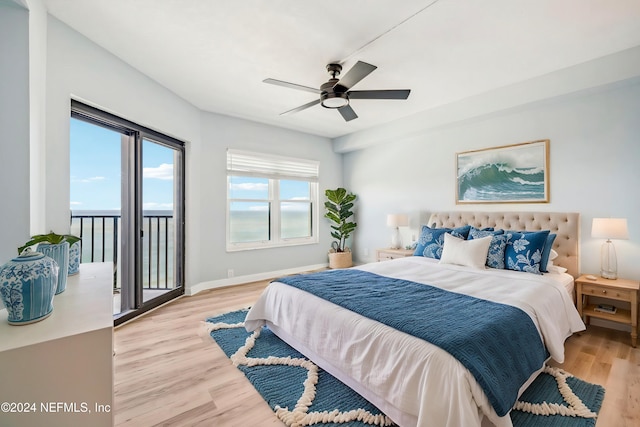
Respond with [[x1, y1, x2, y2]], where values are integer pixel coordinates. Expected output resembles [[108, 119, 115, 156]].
[[321, 92, 349, 109], [264, 61, 411, 122]]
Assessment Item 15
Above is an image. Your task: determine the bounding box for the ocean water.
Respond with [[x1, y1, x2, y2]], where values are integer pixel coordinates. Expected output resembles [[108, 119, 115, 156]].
[[458, 163, 545, 201], [230, 210, 312, 242]]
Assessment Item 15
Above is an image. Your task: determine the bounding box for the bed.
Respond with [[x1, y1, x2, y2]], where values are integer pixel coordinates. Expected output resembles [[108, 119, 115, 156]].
[[245, 211, 586, 427]]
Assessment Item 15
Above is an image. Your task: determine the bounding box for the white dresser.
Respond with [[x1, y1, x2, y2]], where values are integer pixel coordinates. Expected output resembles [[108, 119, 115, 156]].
[[0, 263, 114, 427]]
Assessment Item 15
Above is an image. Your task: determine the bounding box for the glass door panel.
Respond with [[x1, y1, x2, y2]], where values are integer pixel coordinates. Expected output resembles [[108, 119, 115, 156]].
[[141, 138, 181, 304], [69, 117, 124, 315]]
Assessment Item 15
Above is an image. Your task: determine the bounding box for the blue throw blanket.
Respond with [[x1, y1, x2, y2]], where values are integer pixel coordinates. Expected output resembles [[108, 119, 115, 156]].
[[276, 269, 548, 417]]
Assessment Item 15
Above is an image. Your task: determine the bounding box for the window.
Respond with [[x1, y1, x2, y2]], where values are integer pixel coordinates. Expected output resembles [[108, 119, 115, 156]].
[[227, 149, 319, 250]]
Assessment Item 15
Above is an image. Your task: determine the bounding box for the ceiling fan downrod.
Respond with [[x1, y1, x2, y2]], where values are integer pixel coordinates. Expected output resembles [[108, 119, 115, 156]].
[[321, 64, 349, 109]]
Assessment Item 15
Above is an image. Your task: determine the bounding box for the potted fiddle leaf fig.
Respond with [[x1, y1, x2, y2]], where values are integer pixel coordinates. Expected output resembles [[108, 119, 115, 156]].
[[324, 187, 357, 269], [18, 232, 81, 294]]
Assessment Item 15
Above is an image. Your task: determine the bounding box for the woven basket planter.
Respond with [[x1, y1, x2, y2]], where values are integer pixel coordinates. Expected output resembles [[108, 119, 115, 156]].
[[328, 251, 352, 269]]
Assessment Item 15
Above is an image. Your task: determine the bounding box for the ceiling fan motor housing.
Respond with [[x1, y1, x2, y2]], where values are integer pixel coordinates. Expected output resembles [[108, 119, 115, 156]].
[[320, 78, 348, 108]]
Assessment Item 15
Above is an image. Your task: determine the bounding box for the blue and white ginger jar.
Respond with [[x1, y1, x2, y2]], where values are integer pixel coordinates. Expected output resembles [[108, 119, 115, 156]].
[[68, 240, 81, 275], [38, 241, 69, 294], [0, 251, 58, 325]]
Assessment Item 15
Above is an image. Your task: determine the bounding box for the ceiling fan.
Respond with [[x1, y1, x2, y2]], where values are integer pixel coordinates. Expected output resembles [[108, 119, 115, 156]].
[[263, 61, 411, 122]]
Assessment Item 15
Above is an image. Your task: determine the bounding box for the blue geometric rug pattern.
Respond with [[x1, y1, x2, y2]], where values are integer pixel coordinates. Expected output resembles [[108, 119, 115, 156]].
[[205, 309, 604, 427]]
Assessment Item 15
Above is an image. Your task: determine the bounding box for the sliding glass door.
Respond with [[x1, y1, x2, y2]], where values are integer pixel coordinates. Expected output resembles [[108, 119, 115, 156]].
[[70, 101, 185, 325]]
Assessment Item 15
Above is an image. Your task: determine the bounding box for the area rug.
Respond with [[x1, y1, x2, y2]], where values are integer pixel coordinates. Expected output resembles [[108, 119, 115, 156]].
[[204, 309, 604, 427]]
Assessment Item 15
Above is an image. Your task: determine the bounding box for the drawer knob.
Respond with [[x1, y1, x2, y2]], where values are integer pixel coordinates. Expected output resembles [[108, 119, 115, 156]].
[[602, 290, 607, 294]]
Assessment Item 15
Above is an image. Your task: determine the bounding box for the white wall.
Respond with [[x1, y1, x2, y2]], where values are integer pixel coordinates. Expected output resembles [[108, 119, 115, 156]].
[[0, 1, 30, 264], [44, 16, 339, 294], [28, 0, 48, 235], [343, 78, 640, 280]]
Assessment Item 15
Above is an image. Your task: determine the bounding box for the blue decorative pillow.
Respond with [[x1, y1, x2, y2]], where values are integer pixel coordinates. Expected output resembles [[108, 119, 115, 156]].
[[414, 225, 471, 259], [505, 230, 550, 274], [539, 233, 557, 273], [487, 235, 508, 269], [468, 226, 497, 233], [468, 226, 504, 239], [468, 227, 507, 269]]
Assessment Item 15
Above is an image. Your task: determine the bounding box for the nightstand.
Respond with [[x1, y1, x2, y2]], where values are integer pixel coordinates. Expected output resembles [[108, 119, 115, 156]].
[[376, 248, 414, 262], [575, 274, 639, 347]]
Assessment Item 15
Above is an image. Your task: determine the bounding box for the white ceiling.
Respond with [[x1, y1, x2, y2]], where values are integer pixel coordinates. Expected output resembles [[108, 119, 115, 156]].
[[42, 0, 640, 139]]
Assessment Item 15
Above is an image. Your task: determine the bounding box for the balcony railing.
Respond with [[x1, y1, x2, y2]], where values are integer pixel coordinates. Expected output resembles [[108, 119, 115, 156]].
[[70, 210, 174, 291]]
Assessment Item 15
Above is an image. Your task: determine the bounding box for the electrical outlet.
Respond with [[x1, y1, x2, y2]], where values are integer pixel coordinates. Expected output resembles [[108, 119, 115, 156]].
[[227, 269, 234, 278]]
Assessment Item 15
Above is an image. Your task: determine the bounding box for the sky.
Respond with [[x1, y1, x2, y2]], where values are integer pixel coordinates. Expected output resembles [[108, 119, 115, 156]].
[[229, 176, 310, 211], [70, 118, 175, 211]]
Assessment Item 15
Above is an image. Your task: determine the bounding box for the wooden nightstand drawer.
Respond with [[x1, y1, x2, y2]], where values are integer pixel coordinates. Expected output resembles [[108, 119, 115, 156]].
[[376, 248, 414, 262], [581, 283, 632, 302]]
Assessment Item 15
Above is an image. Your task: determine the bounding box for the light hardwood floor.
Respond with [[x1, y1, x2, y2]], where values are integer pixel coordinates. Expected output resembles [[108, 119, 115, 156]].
[[114, 279, 639, 427]]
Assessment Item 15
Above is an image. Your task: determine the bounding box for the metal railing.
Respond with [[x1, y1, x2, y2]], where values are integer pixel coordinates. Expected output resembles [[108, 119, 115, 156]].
[[70, 210, 174, 291]]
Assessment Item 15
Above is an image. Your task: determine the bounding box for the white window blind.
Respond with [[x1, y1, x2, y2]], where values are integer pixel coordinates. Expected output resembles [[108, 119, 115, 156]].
[[227, 149, 319, 181]]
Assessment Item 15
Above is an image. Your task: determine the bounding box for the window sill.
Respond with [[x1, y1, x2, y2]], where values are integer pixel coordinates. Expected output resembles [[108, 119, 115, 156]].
[[226, 239, 319, 252]]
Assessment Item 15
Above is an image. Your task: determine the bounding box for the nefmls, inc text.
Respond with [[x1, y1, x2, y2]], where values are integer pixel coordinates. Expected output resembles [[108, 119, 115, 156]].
[[41, 402, 90, 413]]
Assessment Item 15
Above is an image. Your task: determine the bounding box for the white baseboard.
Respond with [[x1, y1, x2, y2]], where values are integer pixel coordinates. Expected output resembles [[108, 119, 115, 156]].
[[186, 263, 329, 296]]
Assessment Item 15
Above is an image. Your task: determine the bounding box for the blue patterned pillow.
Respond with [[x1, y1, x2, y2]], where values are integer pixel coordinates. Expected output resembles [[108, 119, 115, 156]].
[[468, 227, 507, 269], [509, 230, 557, 273], [505, 230, 550, 274], [539, 233, 557, 273], [414, 225, 471, 259], [468, 226, 504, 239]]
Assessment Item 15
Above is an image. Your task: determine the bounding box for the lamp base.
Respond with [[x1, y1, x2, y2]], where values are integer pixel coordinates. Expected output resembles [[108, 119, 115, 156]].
[[600, 240, 618, 280], [390, 228, 402, 250], [600, 270, 618, 280]]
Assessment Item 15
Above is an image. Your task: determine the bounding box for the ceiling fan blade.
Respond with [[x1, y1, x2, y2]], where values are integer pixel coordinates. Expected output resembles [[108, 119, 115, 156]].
[[263, 78, 321, 94], [335, 61, 377, 91], [348, 89, 411, 100], [338, 104, 358, 122], [280, 98, 321, 116]]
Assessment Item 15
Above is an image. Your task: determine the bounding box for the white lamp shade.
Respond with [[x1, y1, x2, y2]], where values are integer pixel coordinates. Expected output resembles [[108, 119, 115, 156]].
[[591, 218, 629, 240], [386, 214, 409, 228]]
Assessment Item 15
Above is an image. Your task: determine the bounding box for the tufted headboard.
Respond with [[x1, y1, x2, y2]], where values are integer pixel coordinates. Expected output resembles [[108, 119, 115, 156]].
[[427, 211, 580, 278]]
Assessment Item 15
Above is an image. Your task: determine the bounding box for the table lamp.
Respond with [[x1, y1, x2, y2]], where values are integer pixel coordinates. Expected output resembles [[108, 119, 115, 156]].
[[387, 214, 408, 249], [591, 218, 629, 280]]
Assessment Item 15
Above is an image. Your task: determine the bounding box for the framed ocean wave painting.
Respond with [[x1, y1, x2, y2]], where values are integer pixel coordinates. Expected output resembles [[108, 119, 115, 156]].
[[456, 139, 549, 204]]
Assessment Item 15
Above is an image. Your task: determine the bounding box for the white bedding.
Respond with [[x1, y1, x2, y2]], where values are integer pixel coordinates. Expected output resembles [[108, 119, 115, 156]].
[[245, 257, 585, 427]]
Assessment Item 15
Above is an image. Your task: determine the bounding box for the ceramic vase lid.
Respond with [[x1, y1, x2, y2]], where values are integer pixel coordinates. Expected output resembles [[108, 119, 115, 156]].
[[9, 251, 47, 263]]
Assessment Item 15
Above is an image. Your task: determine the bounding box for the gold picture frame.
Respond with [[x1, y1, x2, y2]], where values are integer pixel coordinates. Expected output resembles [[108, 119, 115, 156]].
[[456, 139, 549, 204]]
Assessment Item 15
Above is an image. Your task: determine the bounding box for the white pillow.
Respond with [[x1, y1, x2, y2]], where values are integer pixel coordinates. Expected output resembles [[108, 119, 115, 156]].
[[547, 265, 567, 274], [546, 261, 568, 274], [439, 233, 492, 269]]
